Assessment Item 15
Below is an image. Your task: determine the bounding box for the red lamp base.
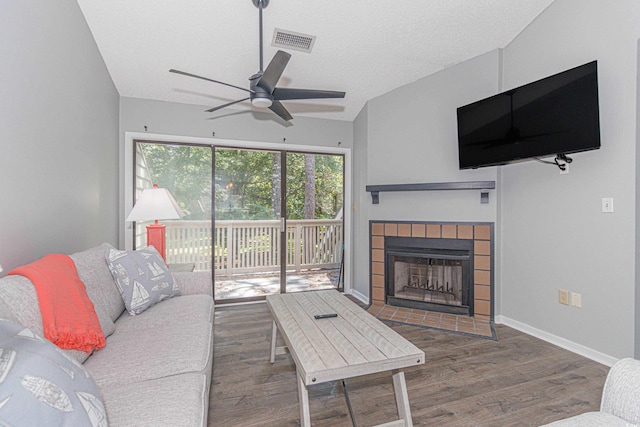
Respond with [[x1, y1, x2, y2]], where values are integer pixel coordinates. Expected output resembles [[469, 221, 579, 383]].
[[146, 223, 166, 261]]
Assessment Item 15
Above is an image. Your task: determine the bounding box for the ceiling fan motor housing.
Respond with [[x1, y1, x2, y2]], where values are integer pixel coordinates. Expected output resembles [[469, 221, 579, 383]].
[[249, 73, 273, 108]]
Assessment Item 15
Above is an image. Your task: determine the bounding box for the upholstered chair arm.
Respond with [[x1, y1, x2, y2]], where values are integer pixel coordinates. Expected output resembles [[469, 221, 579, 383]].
[[600, 358, 640, 424]]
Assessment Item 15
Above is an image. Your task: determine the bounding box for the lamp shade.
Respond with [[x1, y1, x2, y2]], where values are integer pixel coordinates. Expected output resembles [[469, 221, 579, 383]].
[[126, 185, 185, 222]]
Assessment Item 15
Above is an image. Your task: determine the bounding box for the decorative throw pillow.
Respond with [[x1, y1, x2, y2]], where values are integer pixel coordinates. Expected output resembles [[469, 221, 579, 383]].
[[0, 319, 107, 426], [105, 247, 180, 315]]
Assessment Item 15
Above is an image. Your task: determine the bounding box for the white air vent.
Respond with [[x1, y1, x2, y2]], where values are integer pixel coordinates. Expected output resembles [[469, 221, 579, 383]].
[[271, 28, 316, 53]]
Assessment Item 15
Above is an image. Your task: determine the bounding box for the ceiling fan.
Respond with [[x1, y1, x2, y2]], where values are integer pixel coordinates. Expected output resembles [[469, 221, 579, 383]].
[[169, 0, 346, 122]]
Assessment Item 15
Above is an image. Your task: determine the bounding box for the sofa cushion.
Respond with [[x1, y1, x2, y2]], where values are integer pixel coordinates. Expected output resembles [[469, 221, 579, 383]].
[[0, 319, 107, 426], [9, 254, 107, 354], [172, 271, 213, 297], [70, 243, 125, 322], [0, 275, 43, 336], [100, 373, 208, 427], [0, 274, 113, 364], [83, 321, 212, 388], [0, 276, 115, 364], [106, 247, 180, 315], [114, 294, 213, 333]]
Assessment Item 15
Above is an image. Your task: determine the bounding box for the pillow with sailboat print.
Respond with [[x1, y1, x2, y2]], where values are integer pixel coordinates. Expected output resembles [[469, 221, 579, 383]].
[[106, 246, 180, 315], [0, 319, 107, 426]]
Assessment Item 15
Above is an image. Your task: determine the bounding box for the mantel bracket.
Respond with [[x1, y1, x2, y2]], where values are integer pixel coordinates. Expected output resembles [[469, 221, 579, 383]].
[[370, 191, 380, 204]]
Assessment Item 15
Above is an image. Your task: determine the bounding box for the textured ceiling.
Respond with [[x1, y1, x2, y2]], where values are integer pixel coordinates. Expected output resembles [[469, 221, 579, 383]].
[[77, 0, 555, 122]]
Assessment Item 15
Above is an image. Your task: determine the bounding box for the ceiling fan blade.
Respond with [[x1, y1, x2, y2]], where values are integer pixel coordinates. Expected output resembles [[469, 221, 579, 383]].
[[269, 100, 293, 121], [273, 88, 346, 101], [205, 97, 250, 113], [257, 51, 291, 94], [169, 69, 254, 94]]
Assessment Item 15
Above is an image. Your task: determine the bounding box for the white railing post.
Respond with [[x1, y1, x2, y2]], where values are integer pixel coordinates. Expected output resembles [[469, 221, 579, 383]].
[[294, 222, 302, 272], [225, 222, 233, 276]]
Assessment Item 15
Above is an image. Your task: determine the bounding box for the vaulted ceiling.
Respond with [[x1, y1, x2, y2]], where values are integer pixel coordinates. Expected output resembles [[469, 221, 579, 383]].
[[77, 0, 555, 122]]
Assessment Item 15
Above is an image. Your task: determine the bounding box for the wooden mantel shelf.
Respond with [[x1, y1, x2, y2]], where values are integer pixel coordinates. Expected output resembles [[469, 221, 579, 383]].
[[365, 181, 496, 204]]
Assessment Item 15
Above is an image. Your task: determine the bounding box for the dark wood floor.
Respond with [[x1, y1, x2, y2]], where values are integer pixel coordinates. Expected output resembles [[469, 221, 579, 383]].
[[209, 301, 608, 427]]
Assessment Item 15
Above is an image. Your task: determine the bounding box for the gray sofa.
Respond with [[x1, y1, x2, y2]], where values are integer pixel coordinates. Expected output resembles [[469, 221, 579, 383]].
[[541, 357, 640, 426], [0, 243, 214, 426]]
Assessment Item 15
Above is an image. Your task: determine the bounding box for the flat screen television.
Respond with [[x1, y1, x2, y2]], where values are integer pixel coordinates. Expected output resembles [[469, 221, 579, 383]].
[[456, 61, 600, 169]]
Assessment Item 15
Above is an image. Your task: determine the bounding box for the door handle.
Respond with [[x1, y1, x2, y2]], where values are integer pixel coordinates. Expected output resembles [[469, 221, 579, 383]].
[[280, 217, 285, 233]]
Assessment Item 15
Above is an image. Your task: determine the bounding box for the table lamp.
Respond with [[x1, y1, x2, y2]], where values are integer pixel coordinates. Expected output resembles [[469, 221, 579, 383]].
[[126, 184, 185, 261]]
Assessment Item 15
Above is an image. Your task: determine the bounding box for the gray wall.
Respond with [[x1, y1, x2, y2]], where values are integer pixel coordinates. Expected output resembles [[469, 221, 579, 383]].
[[352, 104, 369, 297], [352, 50, 501, 293], [364, 50, 500, 222], [500, 0, 640, 358], [119, 97, 353, 148], [0, 1, 119, 272], [118, 97, 353, 246], [637, 40, 640, 359]]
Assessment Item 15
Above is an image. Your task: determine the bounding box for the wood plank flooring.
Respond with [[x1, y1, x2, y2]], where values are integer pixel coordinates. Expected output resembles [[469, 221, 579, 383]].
[[209, 301, 608, 427]]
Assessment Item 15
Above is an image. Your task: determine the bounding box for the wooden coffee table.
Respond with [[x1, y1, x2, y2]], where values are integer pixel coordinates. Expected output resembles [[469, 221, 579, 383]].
[[267, 290, 425, 427]]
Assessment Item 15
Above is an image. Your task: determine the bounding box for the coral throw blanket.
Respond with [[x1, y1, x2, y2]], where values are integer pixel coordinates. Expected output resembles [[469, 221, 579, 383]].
[[10, 254, 105, 353]]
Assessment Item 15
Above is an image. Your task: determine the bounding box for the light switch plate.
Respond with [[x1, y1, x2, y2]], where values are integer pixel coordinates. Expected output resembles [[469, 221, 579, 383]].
[[602, 198, 614, 213], [571, 292, 582, 308]]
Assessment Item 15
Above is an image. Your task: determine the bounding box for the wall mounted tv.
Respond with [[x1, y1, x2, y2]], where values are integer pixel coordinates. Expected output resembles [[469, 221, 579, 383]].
[[457, 61, 600, 169]]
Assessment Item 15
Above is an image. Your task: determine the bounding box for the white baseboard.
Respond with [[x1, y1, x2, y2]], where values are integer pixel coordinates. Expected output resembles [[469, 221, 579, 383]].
[[348, 289, 369, 305], [495, 315, 618, 367]]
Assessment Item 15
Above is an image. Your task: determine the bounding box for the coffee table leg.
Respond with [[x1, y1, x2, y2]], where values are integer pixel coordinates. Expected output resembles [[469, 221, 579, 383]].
[[392, 370, 413, 427], [297, 372, 311, 427], [270, 320, 277, 364]]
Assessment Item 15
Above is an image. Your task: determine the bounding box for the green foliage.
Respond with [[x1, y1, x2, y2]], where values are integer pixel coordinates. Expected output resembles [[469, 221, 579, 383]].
[[286, 153, 343, 219], [140, 144, 212, 220], [139, 143, 343, 221], [215, 148, 277, 220]]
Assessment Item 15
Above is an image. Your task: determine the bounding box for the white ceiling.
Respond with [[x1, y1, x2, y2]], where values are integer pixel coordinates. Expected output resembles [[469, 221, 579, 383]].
[[77, 0, 555, 123]]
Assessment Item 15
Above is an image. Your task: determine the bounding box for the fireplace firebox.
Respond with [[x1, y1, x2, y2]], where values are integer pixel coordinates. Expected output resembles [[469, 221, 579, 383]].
[[385, 237, 473, 316]]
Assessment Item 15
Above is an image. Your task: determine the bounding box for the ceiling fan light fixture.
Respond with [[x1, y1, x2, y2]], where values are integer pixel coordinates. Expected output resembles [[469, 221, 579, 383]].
[[251, 97, 273, 108]]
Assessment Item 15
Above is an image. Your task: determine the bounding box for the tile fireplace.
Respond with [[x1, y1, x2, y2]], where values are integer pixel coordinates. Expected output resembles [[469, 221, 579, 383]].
[[370, 221, 494, 321]]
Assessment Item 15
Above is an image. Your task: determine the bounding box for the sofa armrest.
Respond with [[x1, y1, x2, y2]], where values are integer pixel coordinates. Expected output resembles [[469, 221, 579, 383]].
[[172, 271, 213, 297], [600, 358, 640, 424]]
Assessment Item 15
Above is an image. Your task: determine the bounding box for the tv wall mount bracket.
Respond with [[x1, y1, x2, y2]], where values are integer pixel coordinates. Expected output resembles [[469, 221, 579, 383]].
[[535, 153, 573, 171]]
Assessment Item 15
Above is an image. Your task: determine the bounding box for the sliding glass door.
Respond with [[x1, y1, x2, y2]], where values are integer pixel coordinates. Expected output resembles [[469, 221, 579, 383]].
[[213, 147, 282, 301], [134, 141, 344, 303], [285, 152, 344, 293]]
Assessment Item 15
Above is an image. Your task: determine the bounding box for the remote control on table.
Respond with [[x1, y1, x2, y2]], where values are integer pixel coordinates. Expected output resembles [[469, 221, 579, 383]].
[[314, 313, 337, 319]]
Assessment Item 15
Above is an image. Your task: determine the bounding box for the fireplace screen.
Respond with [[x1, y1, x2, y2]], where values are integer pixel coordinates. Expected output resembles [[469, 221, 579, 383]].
[[386, 247, 472, 315], [393, 256, 464, 306]]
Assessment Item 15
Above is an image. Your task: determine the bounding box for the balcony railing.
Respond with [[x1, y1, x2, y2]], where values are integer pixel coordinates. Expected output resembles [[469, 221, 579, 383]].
[[161, 219, 343, 275]]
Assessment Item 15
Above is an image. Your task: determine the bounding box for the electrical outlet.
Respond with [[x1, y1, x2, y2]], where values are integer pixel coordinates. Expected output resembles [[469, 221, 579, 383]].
[[602, 198, 614, 213], [571, 292, 582, 308], [560, 163, 569, 175], [559, 289, 569, 305]]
